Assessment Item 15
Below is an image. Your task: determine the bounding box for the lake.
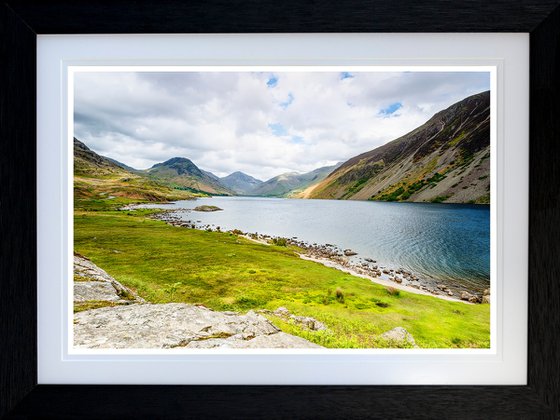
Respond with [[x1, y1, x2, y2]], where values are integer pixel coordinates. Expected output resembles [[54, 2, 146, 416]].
[[141, 197, 490, 290]]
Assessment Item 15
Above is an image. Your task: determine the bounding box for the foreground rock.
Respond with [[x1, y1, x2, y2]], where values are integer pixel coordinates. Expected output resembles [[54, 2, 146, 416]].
[[74, 303, 323, 349], [380, 327, 418, 348], [74, 254, 144, 304], [258, 307, 327, 331]]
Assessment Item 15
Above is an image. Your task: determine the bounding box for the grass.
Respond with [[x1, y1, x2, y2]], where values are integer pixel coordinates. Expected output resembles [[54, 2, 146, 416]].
[[74, 207, 490, 349], [74, 173, 200, 211], [74, 300, 119, 313]]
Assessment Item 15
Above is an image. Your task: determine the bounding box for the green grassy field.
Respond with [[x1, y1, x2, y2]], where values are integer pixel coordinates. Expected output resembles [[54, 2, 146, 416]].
[[74, 208, 490, 349]]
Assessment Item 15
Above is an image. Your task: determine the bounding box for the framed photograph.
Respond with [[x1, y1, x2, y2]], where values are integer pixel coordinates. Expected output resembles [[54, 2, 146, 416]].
[[2, 1, 559, 419]]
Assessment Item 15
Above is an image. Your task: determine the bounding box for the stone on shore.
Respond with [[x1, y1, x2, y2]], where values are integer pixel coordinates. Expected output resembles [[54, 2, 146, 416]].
[[74, 303, 323, 349]]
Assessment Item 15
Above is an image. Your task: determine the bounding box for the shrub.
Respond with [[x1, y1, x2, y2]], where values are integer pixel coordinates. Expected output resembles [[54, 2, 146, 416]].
[[272, 237, 288, 247], [335, 287, 345, 303], [451, 337, 462, 346], [386, 286, 400, 297], [235, 296, 265, 309]]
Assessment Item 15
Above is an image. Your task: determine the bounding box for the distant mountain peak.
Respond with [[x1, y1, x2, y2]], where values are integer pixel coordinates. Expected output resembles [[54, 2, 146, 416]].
[[249, 163, 341, 197], [220, 171, 263, 195], [147, 156, 232, 196], [151, 157, 194, 167]]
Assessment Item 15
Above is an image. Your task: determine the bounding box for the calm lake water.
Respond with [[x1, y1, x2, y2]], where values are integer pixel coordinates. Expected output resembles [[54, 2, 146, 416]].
[[145, 197, 490, 289]]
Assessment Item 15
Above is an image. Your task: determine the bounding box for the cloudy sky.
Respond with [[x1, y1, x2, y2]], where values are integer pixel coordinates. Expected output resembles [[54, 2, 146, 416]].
[[74, 70, 490, 181]]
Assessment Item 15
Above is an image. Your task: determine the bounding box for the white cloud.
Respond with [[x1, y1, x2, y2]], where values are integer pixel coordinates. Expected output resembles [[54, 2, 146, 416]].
[[74, 70, 490, 180]]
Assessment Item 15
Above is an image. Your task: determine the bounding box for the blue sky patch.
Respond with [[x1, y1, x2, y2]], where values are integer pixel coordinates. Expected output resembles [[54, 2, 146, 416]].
[[269, 123, 287, 136], [379, 102, 403, 117], [340, 72, 354, 80], [267, 75, 278, 88], [290, 135, 304, 144], [280, 93, 294, 109]]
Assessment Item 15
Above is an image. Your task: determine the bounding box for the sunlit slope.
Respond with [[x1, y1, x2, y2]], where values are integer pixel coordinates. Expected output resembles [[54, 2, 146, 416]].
[[304, 91, 490, 204]]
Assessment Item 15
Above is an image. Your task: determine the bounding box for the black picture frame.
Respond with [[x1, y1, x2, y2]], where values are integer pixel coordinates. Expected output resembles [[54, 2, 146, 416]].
[[1, 1, 559, 418]]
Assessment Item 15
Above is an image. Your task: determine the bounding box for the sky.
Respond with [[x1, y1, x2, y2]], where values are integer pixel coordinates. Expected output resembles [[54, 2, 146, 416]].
[[74, 70, 490, 181]]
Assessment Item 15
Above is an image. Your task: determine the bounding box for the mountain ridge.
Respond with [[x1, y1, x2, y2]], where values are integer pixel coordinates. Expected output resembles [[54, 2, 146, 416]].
[[146, 157, 233, 196], [73, 138, 195, 204], [250, 163, 342, 197], [301, 91, 491, 204], [220, 171, 263, 195]]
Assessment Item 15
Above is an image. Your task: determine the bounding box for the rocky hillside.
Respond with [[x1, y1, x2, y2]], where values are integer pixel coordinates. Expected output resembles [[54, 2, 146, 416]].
[[147, 157, 233, 196], [74, 253, 145, 311], [220, 171, 263, 195], [74, 137, 129, 177], [251, 163, 341, 197], [302, 91, 490, 204], [74, 138, 194, 204]]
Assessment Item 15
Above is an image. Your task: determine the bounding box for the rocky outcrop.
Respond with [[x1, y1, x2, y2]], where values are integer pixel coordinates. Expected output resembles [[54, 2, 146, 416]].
[[74, 303, 323, 349], [73, 256, 322, 349], [258, 307, 327, 331], [380, 327, 418, 348], [74, 254, 144, 304]]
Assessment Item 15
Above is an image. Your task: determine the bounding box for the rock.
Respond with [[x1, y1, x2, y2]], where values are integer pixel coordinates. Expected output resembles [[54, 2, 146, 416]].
[[273, 307, 327, 331], [74, 254, 144, 304], [380, 327, 418, 348], [274, 307, 291, 317], [344, 249, 358, 256], [187, 332, 322, 349], [74, 254, 114, 282], [460, 291, 473, 301], [482, 295, 490, 304], [74, 281, 126, 303], [193, 205, 222, 212], [74, 303, 323, 349], [483, 288, 490, 296]]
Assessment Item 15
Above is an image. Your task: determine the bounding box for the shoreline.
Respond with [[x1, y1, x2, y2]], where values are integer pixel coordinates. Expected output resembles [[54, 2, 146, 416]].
[[298, 254, 471, 304], [130, 205, 489, 305]]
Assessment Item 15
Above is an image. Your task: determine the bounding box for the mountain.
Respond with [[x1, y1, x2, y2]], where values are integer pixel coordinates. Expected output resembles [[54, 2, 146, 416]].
[[220, 171, 263, 195], [104, 156, 140, 173], [250, 163, 341, 197], [147, 157, 233, 195], [303, 91, 491, 204], [74, 137, 127, 177], [73, 138, 194, 204]]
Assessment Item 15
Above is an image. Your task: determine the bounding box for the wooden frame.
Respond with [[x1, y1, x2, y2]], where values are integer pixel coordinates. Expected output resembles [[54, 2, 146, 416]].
[[1, 1, 559, 418]]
